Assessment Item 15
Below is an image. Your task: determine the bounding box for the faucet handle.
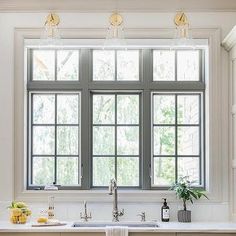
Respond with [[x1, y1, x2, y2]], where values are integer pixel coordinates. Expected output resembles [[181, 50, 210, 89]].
[[119, 208, 124, 216], [80, 212, 92, 222], [137, 212, 146, 222]]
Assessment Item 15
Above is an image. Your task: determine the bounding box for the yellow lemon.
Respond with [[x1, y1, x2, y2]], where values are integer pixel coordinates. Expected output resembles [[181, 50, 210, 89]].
[[19, 214, 27, 224], [37, 216, 48, 224], [10, 216, 19, 224], [11, 208, 22, 217]]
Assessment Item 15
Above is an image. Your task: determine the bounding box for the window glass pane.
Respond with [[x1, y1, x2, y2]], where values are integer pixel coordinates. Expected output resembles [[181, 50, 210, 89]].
[[33, 50, 55, 81], [57, 157, 79, 185], [117, 50, 139, 81], [117, 126, 139, 155], [178, 157, 200, 185], [33, 94, 55, 124], [154, 126, 175, 155], [33, 126, 55, 155], [57, 50, 79, 81], [152, 92, 202, 187], [93, 126, 115, 155], [57, 95, 79, 124], [29, 47, 204, 189], [153, 157, 175, 185], [117, 157, 139, 186], [153, 50, 175, 81], [93, 95, 115, 124], [57, 126, 79, 155], [117, 95, 139, 124], [178, 126, 199, 155], [30, 92, 81, 187], [93, 157, 115, 186], [177, 51, 199, 81], [153, 95, 175, 124], [93, 50, 115, 81], [32, 157, 54, 185], [92, 93, 140, 187], [178, 95, 199, 124]]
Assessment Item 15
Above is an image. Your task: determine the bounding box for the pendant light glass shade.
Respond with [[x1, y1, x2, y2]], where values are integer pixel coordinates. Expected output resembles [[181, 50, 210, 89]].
[[172, 12, 195, 48], [104, 13, 126, 48], [40, 13, 62, 47]]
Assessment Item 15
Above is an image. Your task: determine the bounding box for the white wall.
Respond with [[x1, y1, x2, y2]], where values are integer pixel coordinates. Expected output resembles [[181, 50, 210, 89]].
[[0, 11, 234, 222]]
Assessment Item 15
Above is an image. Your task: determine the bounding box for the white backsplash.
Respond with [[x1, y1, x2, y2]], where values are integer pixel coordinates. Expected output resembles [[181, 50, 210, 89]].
[[0, 201, 229, 222]]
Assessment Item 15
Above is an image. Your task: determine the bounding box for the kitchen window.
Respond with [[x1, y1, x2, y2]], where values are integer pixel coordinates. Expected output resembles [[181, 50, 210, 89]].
[[92, 93, 141, 187], [27, 48, 205, 190]]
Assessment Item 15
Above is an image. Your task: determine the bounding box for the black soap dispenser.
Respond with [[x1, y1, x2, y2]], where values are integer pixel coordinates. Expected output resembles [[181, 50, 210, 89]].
[[161, 198, 170, 222]]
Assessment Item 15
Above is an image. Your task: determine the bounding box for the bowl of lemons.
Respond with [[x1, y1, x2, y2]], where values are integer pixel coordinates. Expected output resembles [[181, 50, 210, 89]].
[[8, 201, 32, 224]]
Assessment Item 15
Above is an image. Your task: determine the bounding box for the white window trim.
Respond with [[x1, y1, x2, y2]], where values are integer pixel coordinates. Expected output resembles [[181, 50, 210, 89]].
[[14, 27, 226, 203]]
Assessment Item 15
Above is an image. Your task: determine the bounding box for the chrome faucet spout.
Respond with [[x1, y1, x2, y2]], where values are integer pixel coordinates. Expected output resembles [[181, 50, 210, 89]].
[[108, 179, 124, 222], [80, 200, 92, 222]]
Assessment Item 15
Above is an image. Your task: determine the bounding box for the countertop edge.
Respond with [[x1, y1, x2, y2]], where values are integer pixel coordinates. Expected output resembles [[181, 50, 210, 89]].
[[2, 222, 236, 233]]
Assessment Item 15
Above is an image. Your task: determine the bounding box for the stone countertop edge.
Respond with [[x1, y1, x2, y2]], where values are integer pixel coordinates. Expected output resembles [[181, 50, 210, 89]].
[[1, 222, 236, 233]]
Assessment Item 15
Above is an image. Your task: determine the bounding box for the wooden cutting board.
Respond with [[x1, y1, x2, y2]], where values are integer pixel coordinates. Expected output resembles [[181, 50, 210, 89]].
[[31, 222, 67, 227]]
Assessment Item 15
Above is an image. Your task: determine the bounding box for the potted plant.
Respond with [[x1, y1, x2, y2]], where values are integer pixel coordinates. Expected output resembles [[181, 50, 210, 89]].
[[170, 176, 208, 222]]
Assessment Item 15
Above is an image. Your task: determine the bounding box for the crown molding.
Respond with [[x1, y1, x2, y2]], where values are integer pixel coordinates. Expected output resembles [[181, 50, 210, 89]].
[[222, 26, 236, 51], [2, 0, 236, 12]]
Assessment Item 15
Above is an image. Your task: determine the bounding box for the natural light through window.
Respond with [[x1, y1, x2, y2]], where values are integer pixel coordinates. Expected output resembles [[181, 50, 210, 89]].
[[27, 47, 205, 190]]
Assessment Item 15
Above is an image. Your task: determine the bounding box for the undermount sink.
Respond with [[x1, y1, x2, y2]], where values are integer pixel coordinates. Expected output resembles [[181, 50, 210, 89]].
[[72, 222, 159, 228]]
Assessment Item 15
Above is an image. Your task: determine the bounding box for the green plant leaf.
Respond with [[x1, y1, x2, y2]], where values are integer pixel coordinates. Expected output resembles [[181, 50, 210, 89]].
[[169, 176, 209, 209]]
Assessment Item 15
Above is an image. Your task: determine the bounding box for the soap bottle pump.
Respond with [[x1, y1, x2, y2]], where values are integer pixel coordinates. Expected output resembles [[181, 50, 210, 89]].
[[161, 198, 170, 222]]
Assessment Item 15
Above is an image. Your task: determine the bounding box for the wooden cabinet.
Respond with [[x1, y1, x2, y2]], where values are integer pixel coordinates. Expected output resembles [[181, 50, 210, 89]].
[[61, 233, 176, 236], [1, 232, 236, 236], [0, 234, 60, 236], [177, 234, 236, 236], [130, 233, 175, 236], [61, 233, 104, 236]]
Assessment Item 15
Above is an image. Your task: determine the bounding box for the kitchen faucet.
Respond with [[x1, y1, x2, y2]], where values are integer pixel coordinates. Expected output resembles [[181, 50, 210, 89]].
[[108, 179, 124, 222], [80, 201, 92, 222]]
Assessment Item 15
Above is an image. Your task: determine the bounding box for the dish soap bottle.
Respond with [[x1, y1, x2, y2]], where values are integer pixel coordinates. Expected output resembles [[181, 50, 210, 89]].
[[161, 198, 170, 222], [48, 196, 55, 220]]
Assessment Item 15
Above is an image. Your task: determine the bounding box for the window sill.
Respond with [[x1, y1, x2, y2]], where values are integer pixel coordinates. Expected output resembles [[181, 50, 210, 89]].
[[16, 189, 219, 203]]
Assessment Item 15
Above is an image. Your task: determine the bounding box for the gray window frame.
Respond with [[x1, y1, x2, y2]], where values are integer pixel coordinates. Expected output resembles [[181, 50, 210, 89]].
[[151, 92, 205, 189], [27, 47, 205, 190], [28, 91, 81, 189], [91, 91, 142, 188]]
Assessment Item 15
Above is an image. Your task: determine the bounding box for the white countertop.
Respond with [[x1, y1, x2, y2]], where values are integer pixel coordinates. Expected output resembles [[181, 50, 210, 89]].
[[1, 221, 236, 233]]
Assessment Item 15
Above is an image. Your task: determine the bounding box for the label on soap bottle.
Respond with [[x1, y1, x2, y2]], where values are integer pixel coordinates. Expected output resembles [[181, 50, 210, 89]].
[[162, 209, 170, 219]]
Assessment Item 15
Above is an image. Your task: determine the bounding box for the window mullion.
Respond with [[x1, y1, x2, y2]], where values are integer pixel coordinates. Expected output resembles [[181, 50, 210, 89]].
[[175, 94, 178, 183], [54, 94, 57, 184], [80, 49, 91, 189], [29, 93, 33, 186], [199, 93, 203, 186], [142, 91, 152, 189], [142, 49, 152, 189], [115, 94, 118, 180]]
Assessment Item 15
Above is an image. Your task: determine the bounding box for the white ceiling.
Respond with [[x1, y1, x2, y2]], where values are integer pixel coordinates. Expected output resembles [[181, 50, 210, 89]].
[[1, 0, 236, 12]]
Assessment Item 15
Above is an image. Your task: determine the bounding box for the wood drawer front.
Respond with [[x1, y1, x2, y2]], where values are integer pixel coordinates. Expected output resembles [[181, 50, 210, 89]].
[[61, 233, 104, 236], [0, 234, 60, 236], [130, 233, 176, 236], [177, 233, 236, 236], [62, 233, 175, 236]]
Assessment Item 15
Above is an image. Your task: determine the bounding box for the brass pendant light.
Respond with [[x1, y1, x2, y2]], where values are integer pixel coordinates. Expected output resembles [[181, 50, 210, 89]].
[[173, 11, 195, 47], [40, 13, 62, 47]]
